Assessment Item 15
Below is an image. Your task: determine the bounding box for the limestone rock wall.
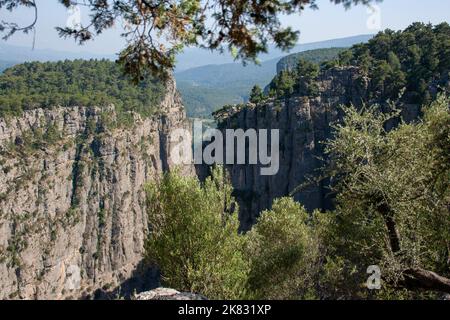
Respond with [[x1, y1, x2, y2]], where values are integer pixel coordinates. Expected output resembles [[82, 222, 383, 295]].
[[215, 67, 421, 230], [0, 78, 192, 299]]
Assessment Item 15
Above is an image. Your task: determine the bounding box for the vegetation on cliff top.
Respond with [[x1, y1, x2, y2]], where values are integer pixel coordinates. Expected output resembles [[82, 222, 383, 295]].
[[258, 22, 450, 104], [329, 22, 450, 103], [0, 59, 165, 118], [276, 47, 347, 72]]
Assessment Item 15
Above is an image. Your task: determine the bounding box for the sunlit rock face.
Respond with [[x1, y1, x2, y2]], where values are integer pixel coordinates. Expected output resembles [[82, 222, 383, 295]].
[[0, 77, 193, 299]]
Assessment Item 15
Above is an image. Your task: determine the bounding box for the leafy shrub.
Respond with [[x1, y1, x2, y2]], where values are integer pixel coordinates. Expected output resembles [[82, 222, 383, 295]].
[[245, 198, 320, 299], [321, 95, 450, 299], [144, 167, 326, 300], [144, 167, 250, 299]]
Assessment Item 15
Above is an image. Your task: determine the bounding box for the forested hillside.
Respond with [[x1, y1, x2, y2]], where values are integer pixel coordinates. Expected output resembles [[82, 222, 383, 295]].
[[0, 60, 165, 118], [328, 22, 450, 104], [263, 22, 450, 105]]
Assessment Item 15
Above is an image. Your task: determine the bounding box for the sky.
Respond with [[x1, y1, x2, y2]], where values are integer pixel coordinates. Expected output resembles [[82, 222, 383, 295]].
[[1, 0, 449, 55]]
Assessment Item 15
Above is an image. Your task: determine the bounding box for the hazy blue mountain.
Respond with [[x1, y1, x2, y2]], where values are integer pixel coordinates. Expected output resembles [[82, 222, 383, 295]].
[[288, 34, 373, 53], [0, 43, 115, 63]]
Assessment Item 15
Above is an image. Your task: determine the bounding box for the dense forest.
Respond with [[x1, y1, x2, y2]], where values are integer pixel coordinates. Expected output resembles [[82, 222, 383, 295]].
[[0, 60, 165, 118], [265, 22, 450, 103], [332, 22, 450, 103]]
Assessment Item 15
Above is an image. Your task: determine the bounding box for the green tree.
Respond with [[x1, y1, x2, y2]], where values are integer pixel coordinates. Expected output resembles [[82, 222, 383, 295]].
[[249, 85, 264, 104], [337, 50, 353, 66], [144, 166, 250, 299], [385, 51, 406, 99], [245, 198, 320, 299], [273, 70, 296, 98], [144, 169, 328, 300], [322, 95, 450, 297], [295, 58, 320, 96]]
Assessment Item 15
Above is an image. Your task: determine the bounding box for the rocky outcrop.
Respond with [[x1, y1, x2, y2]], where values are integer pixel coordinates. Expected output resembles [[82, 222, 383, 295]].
[[213, 67, 421, 230], [134, 288, 207, 300], [0, 78, 193, 299]]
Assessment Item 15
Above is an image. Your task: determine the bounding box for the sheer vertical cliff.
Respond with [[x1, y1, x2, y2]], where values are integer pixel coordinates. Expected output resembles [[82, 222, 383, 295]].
[[214, 67, 422, 230], [0, 78, 193, 299]]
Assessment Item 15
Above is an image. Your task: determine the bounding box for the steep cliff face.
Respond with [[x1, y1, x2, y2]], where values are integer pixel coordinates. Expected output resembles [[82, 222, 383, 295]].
[[0, 78, 192, 299], [215, 67, 422, 230]]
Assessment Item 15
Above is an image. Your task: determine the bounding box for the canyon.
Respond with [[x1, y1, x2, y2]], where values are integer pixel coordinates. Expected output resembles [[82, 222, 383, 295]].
[[0, 66, 432, 299]]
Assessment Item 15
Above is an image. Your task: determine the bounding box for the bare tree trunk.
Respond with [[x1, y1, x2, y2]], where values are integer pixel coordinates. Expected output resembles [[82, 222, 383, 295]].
[[377, 201, 401, 254]]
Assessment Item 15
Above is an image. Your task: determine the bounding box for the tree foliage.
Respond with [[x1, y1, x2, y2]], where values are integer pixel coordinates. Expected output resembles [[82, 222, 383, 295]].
[[144, 167, 324, 299], [322, 95, 450, 298], [331, 22, 450, 103], [245, 198, 320, 299], [248, 85, 264, 104], [0, 59, 164, 118], [266, 58, 319, 98], [0, 0, 380, 81], [144, 167, 250, 299]]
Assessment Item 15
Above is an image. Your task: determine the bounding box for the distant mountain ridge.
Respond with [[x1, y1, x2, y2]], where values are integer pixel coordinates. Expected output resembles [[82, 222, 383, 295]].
[[0, 43, 115, 63]]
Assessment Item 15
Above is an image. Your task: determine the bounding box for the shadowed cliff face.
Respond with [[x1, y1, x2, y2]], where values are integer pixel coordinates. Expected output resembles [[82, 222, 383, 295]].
[[212, 67, 423, 230], [0, 78, 193, 299]]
